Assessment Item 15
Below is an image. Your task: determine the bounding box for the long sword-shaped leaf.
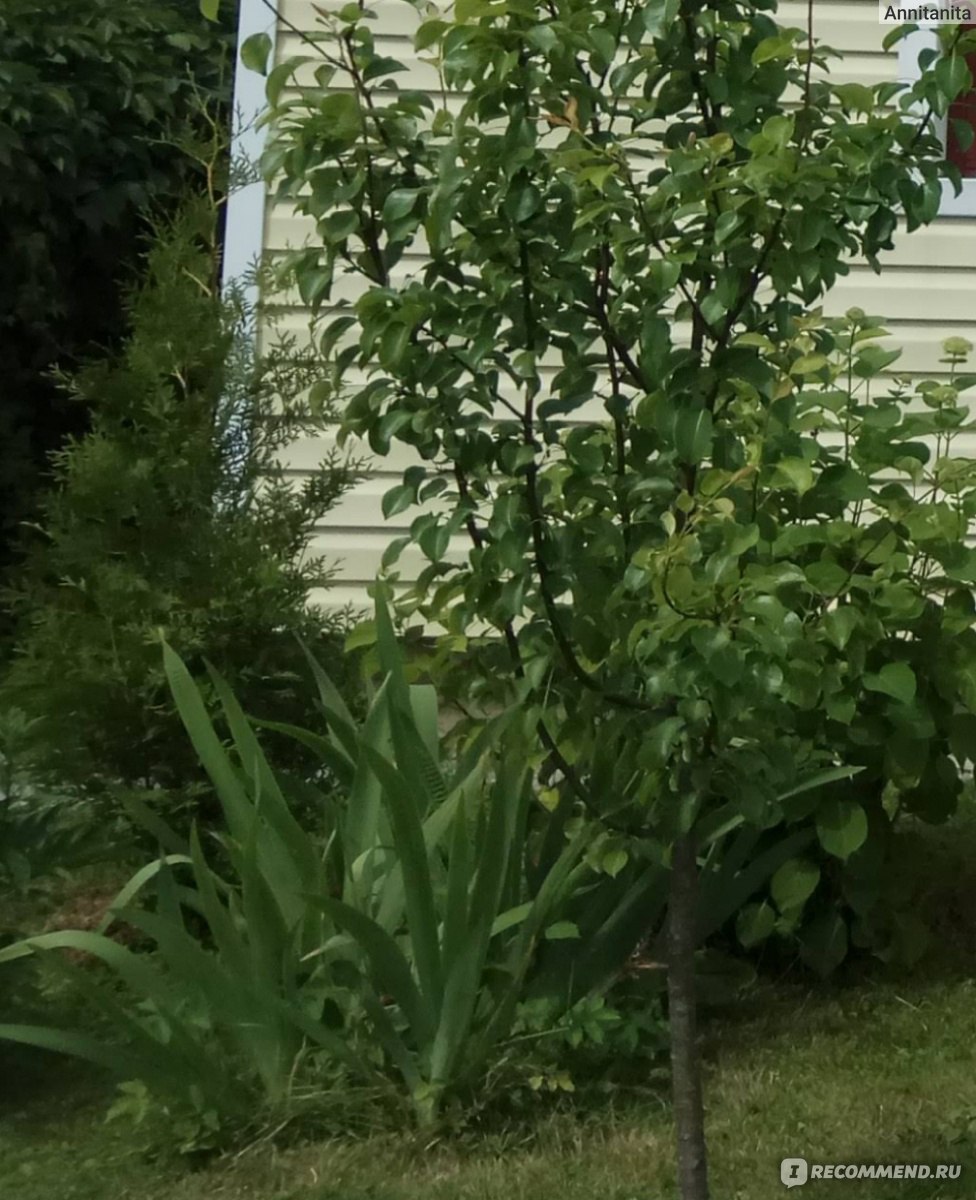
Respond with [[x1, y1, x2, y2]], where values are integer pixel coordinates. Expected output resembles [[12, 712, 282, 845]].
[[31, 947, 240, 1105], [0, 1025, 142, 1075], [388, 697, 448, 817], [298, 636, 358, 751], [208, 668, 322, 890], [440, 791, 472, 979], [373, 585, 413, 717], [162, 642, 253, 845], [374, 784, 463, 934], [188, 826, 250, 980], [777, 763, 864, 800], [314, 896, 433, 1045], [362, 743, 443, 1012], [408, 684, 440, 764], [360, 991, 423, 1096], [343, 678, 392, 882], [0, 930, 176, 996], [534, 863, 669, 1004], [120, 792, 188, 856], [251, 717, 356, 785], [471, 831, 592, 1069], [97, 855, 192, 933]]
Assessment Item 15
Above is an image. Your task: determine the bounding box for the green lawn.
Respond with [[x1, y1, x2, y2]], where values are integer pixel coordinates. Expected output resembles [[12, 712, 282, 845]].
[[3, 970, 975, 1200], [4, 813, 976, 1200]]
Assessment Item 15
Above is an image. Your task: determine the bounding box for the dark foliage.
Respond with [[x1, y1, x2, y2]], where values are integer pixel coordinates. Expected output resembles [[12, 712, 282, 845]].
[[0, 0, 236, 640], [1, 192, 359, 822]]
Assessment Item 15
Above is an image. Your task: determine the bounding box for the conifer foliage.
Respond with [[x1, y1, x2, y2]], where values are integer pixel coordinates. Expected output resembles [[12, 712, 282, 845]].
[[2, 193, 357, 811]]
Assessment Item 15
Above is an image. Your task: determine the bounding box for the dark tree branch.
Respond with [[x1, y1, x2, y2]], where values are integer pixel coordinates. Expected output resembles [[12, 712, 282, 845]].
[[452, 464, 642, 837]]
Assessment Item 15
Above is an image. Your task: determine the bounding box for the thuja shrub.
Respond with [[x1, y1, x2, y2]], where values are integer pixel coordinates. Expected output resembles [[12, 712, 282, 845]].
[[0, 0, 234, 623], [1, 193, 359, 821]]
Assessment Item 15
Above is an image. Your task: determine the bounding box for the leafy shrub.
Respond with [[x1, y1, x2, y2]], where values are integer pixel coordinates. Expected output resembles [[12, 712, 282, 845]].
[[235, 9, 976, 1190], [0, 709, 121, 891], [0, 595, 863, 1142], [260, 3, 976, 976], [0, 598, 593, 1138], [0, 189, 358, 820], [715, 318, 976, 973]]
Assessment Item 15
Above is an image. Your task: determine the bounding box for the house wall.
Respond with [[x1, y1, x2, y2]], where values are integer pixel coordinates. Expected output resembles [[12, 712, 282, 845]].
[[255, 0, 976, 610]]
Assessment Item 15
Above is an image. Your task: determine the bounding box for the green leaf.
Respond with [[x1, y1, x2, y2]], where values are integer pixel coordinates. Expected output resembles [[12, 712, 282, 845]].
[[383, 189, 419, 223], [714, 211, 742, 245], [162, 642, 254, 847], [791, 353, 829, 376], [642, 0, 680, 37], [544, 921, 580, 941], [770, 858, 820, 912], [361, 742, 444, 1009], [526, 23, 559, 54], [776, 765, 864, 802], [736, 901, 775, 948], [0, 1025, 137, 1075], [601, 849, 629, 878], [816, 799, 868, 861], [316, 896, 433, 1044], [699, 829, 815, 942], [430, 756, 529, 1086], [265, 61, 294, 107], [752, 35, 794, 65], [943, 336, 974, 357], [382, 483, 415, 519], [863, 662, 916, 705], [937, 53, 971, 102], [824, 606, 858, 651], [772, 458, 814, 495], [800, 911, 848, 976], [674, 407, 713, 465], [241, 32, 273, 76], [416, 19, 449, 50], [200, 0, 219, 19], [97, 856, 192, 933]]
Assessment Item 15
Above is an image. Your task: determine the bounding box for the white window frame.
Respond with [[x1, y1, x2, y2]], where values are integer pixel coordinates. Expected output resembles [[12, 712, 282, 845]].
[[898, 27, 976, 217], [222, 0, 279, 311]]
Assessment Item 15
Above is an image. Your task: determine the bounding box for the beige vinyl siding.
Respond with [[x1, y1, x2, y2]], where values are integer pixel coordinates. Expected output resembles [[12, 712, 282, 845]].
[[260, 0, 976, 607]]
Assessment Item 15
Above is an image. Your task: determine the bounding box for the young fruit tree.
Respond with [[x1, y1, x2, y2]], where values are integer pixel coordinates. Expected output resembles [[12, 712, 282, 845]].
[[248, 2, 976, 1196]]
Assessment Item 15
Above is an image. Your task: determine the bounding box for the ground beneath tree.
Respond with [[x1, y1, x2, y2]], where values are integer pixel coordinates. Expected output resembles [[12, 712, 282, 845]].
[[2, 967, 975, 1200]]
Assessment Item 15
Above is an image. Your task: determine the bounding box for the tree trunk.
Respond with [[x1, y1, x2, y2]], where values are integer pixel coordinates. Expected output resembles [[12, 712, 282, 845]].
[[667, 829, 709, 1200]]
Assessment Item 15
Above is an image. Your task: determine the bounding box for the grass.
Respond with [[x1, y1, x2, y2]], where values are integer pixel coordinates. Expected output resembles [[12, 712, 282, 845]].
[[3, 971, 975, 1199], [3, 811, 976, 1200]]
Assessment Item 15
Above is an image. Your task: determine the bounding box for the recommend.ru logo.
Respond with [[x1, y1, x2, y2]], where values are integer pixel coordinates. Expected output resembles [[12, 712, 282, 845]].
[[781, 1158, 962, 1187]]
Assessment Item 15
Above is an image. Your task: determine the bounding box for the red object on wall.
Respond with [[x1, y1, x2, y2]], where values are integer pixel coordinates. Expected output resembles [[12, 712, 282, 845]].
[[947, 24, 976, 177]]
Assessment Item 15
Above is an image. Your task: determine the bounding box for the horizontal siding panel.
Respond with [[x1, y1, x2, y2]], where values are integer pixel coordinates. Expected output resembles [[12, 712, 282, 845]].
[[283, 431, 421, 474], [326, 484, 446, 531], [876, 222, 976, 269], [278, 0, 888, 55], [824, 269, 976, 324], [307, 584, 372, 615], [306, 529, 468, 581], [266, 260, 976, 321], [779, 1, 892, 55], [279, 0, 422, 39], [277, 0, 888, 53], [270, 53, 893, 113], [264, 303, 976, 381], [848, 321, 976, 375]]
